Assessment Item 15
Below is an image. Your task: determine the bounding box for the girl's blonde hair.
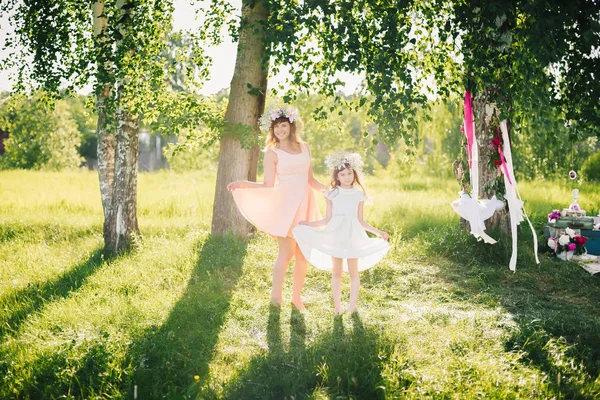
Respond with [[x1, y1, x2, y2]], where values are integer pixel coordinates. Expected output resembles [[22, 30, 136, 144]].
[[328, 163, 366, 197], [264, 117, 303, 149]]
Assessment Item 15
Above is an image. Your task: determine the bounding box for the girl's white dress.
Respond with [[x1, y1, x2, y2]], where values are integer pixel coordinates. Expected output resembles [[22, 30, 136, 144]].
[[292, 187, 390, 271]]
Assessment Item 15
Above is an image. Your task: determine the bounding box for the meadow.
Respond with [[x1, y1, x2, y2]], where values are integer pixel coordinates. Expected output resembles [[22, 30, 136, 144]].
[[1, 169, 599, 399]]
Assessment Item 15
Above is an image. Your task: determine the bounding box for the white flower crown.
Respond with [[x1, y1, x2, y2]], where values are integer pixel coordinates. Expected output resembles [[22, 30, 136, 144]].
[[258, 104, 300, 132], [325, 151, 364, 172]]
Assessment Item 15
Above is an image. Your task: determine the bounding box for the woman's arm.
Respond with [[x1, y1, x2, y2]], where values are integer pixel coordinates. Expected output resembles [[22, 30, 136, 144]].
[[357, 202, 390, 240], [305, 144, 327, 192], [227, 149, 277, 191], [299, 199, 332, 227]]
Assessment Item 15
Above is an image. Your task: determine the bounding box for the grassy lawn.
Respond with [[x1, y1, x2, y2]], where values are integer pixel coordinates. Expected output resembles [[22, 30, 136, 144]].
[[1, 169, 599, 399]]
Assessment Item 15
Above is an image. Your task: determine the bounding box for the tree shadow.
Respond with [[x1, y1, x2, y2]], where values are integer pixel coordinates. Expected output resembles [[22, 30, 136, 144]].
[[426, 225, 600, 397], [0, 247, 107, 340], [126, 233, 248, 399], [0, 222, 99, 244], [222, 311, 394, 399]]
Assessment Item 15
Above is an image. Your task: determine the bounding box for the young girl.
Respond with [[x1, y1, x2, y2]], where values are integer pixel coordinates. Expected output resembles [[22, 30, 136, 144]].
[[293, 152, 390, 315], [227, 105, 326, 311]]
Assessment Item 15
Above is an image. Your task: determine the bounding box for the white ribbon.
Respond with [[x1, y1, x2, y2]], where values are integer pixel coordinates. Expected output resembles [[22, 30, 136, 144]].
[[500, 120, 540, 271]]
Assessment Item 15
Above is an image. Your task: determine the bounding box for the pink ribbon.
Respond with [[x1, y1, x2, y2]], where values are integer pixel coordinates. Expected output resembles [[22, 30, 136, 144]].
[[463, 92, 474, 168], [497, 145, 513, 185]]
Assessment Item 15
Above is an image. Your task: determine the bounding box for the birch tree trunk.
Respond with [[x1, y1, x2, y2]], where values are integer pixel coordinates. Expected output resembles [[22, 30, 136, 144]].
[[473, 89, 510, 236], [94, 0, 141, 253], [211, 1, 268, 236], [104, 0, 141, 252], [108, 101, 140, 252], [93, 1, 118, 249]]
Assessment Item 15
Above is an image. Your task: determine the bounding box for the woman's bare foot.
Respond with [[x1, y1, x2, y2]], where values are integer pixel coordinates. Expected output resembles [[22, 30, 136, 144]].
[[334, 307, 344, 316], [345, 305, 357, 314]]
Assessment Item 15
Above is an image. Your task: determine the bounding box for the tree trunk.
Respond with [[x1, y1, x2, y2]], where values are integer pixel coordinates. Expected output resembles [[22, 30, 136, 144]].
[[97, 89, 116, 247], [94, 0, 141, 253], [211, 1, 268, 236], [93, 1, 118, 250], [107, 101, 140, 252], [473, 89, 510, 236]]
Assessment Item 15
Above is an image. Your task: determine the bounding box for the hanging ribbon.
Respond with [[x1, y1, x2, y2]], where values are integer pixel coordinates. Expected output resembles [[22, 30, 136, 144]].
[[499, 120, 540, 271], [463, 92, 475, 169], [497, 145, 513, 186]]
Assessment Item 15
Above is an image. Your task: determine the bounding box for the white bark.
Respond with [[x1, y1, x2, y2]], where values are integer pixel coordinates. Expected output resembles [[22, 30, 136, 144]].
[[110, 102, 140, 252], [93, 1, 117, 245], [94, 0, 141, 252]]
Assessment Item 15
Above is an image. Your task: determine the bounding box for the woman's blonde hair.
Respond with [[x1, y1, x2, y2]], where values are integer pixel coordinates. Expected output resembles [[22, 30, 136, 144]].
[[264, 117, 303, 149]]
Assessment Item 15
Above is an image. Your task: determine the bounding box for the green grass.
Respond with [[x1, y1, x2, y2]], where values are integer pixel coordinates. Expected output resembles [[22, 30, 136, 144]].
[[1, 169, 599, 399]]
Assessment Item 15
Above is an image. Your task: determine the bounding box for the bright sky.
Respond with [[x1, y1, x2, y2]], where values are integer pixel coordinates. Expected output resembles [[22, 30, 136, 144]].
[[0, 0, 362, 95]]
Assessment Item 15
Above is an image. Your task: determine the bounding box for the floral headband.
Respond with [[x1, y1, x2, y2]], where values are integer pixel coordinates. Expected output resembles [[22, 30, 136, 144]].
[[258, 104, 300, 132], [325, 151, 364, 172]]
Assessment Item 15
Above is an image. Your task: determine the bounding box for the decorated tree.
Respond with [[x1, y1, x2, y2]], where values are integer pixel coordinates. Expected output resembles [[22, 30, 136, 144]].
[[450, 0, 599, 231]]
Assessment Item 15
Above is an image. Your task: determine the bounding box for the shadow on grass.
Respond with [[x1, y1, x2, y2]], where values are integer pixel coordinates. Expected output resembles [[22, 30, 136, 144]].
[[425, 223, 600, 397], [0, 222, 100, 244], [0, 247, 108, 340], [127, 233, 248, 399], [220, 312, 395, 399], [382, 205, 458, 239], [0, 247, 121, 398]]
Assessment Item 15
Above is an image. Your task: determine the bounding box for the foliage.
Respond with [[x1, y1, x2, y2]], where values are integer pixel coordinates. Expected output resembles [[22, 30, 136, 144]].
[[163, 133, 219, 173], [0, 93, 82, 170], [161, 31, 211, 93], [1, 0, 220, 138], [262, 0, 598, 145], [293, 93, 387, 174], [582, 150, 600, 182], [261, 0, 455, 145], [0, 0, 93, 96], [63, 94, 98, 160], [453, 1, 600, 134], [511, 111, 598, 180], [410, 99, 464, 178]]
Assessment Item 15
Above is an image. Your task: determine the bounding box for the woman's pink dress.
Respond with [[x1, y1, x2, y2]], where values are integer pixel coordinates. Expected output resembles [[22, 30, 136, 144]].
[[232, 143, 322, 238]]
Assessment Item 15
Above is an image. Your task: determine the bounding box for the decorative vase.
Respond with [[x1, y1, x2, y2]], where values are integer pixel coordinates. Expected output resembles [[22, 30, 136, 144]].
[[557, 250, 574, 261]]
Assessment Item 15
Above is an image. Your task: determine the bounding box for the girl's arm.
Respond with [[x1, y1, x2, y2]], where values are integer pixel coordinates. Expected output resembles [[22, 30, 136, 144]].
[[299, 199, 332, 227], [357, 202, 390, 240], [305, 144, 327, 192], [227, 150, 277, 190]]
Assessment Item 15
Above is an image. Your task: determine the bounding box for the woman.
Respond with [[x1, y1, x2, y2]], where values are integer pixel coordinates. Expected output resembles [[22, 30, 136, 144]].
[[227, 105, 326, 310]]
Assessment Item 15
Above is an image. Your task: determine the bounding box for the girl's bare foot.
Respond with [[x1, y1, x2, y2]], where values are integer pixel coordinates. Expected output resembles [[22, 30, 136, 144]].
[[345, 305, 357, 314], [334, 307, 344, 316], [270, 298, 282, 308], [291, 299, 307, 312]]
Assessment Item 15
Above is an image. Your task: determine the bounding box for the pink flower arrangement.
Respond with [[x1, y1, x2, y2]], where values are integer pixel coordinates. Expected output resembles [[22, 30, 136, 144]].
[[547, 209, 562, 223], [547, 227, 587, 256]]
